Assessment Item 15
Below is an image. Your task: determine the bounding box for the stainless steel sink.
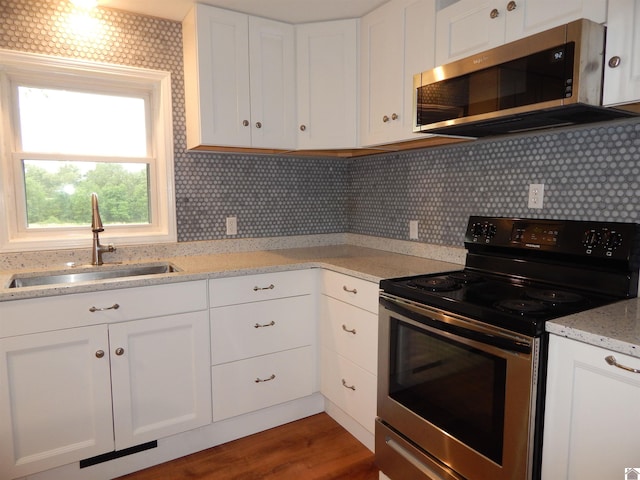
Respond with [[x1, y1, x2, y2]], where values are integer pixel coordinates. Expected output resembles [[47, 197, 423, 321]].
[[8, 263, 180, 288]]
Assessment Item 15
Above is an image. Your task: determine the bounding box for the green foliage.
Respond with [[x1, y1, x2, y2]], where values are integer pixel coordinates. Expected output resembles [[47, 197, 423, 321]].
[[24, 162, 150, 227]]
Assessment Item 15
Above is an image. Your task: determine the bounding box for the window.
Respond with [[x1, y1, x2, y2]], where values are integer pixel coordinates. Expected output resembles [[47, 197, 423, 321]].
[[0, 49, 176, 252]]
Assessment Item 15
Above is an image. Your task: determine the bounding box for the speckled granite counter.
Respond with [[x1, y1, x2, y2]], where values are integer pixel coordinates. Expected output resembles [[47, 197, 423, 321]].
[[0, 245, 461, 301], [546, 298, 640, 359]]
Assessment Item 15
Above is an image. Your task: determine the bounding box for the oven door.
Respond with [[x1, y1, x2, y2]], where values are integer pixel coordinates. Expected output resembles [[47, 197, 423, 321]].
[[377, 294, 539, 480]]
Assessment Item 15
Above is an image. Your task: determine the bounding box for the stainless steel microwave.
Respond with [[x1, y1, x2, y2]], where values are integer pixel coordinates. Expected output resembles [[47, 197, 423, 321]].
[[413, 19, 635, 137]]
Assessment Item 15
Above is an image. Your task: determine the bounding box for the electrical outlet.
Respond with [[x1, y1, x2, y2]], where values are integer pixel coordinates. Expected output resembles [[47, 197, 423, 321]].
[[528, 184, 544, 209], [409, 220, 419, 240], [226, 216, 237, 235]]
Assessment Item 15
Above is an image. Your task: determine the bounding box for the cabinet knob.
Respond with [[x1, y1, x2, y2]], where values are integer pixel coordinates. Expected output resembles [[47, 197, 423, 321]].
[[391, 113, 398, 120], [242, 120, 249, 127], [95, 350, 105, 358], [382, 115, 390, 123], [255, 121, 262, 128], [506, 1, 517, 12], [608, 56, 621, 68], [490, 8, 499, 18], [299, 124, 306, 131], [115, 347, 125, 356]]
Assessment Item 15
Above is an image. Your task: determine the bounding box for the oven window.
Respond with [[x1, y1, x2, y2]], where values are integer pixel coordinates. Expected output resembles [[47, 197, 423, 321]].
[[389, 318, 506, 464]]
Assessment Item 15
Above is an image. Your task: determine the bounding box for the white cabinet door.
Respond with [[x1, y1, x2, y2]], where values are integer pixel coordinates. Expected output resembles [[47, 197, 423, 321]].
[[211, 295, 313, 365], [361, 0, 436, 146], [248, 17, 296, 149], [211, 346, 314, 421], [435, 0, 506, 66], [603, 0, 640, 107], [436, 0, 607, 66], [505, 0, 606, 42], [0, 326, 114, 479], [542, 335, 640, 479], [296, 19, 358, 149], [182, 5, 295, 149], [320, 296, 378, 374], [183, 4, 251, 148], [109, 311, 212, 450]]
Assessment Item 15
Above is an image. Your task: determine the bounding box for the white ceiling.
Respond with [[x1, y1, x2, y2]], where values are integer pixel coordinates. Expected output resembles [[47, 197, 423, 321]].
[[100, 0, 391, 23]]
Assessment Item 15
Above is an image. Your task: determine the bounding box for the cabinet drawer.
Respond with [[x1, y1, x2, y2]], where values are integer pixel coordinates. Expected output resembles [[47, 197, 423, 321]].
[[320, 347, 377, 433], [211, 346, 314, 421], [209, 270, 313, 307], [320, 296, 378, 374], [211, 295, 313, 365], [320, 270, 378, 314], [0, 280, 208, 337]]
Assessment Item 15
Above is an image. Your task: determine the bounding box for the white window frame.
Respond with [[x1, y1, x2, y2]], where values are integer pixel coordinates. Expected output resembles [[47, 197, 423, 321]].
[[0, 49, 176, 252]]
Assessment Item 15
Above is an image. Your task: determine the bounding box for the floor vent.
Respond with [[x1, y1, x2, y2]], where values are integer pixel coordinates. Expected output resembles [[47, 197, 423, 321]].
[[79, 440, 158, 468]]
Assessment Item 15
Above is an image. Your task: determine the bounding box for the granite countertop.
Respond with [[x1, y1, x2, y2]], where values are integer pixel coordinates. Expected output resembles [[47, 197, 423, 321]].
[[546, 298, 640, 359], [0, 244, 461, 302], [3, 243, 640, 359]]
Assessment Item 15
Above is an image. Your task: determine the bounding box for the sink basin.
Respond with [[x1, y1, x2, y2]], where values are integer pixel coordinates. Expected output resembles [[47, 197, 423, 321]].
[[8, 263, 180, 288]]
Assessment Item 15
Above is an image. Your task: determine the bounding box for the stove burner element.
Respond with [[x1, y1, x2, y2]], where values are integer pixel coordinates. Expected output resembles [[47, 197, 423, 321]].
[[527, 289, 585, 304], [496, 299, 549, 314], [411, 277, 460, 292], [447, 272, 483, 284]]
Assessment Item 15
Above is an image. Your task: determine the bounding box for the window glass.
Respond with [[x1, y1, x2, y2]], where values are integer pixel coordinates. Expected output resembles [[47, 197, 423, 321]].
[[22, 160, 149, 228], [18, 86, 147, 156]]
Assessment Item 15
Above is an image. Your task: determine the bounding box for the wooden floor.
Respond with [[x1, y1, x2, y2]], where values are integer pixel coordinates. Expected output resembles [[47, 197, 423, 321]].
[[116, 413, 379, 480]]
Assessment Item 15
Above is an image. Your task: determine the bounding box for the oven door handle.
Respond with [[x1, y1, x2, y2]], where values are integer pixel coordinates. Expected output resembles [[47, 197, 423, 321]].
[[381, 296, 532, 354]]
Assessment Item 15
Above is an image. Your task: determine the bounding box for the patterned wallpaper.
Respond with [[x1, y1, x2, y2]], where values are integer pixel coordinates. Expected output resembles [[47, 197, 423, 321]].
[[1, 0, 639, 249]]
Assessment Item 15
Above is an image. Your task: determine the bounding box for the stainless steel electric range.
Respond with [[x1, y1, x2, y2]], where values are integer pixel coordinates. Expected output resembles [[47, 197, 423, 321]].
[[376, 216, 640, 480]]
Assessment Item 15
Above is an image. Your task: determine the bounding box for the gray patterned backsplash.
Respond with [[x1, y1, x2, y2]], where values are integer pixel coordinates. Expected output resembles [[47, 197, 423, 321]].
[[2, 0, 639, 251]]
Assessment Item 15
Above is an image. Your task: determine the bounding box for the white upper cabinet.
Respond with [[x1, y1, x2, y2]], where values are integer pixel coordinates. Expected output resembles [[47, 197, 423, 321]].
[[296, 19, 359, 149], [435, 0, 607, 66], [603, 0, 640, 107], [182, 4, 296, 150], [360, 0, 437, 146], [248, 16, 296, 149]]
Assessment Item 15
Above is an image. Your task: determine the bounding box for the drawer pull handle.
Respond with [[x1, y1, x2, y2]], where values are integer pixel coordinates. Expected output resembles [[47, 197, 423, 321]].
[[254, 284, 275, 291], [342, 324, 356, 335], [343, 285, 358, 294], [254, 320, 276, 328], [605, 355, 640, 373], [255, 374, 276, 383], [342, 379, 356, 391], [89, 303, 120, 312]]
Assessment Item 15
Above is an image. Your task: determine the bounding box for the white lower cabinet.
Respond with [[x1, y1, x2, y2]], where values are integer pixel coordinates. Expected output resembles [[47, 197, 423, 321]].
[[319, 270, 378, 450], [209, 270, 316, 422], [320, 346, 377, 433], [542, 334, 640, 479], [0, 281, 211, 480], [212, 346, 314, 421], [0, 325, 113, 479]]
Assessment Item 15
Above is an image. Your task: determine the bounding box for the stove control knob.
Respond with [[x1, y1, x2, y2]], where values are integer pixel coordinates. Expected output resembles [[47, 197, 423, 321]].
[[582, 229, 601, 247], [603, 230, 623, 250], [471, 223, 486, 237], [485, 224, 497, 238]]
